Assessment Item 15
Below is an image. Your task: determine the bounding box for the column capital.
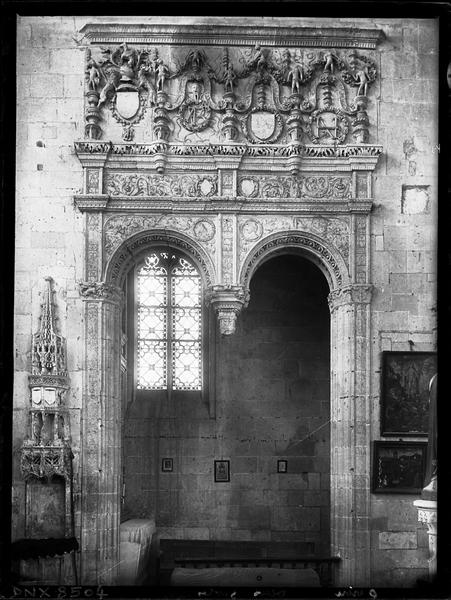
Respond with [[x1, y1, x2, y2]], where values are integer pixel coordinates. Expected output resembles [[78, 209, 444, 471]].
[[79, 281, 123, 305], [206, 284, 249, 336], [328, 283, 373, 312]]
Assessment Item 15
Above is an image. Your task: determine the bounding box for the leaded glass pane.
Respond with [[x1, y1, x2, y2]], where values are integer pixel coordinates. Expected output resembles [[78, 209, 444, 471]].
[[138, 306, 166, 340], [137, 340, 167, 389], [137, 274, 167, 307], [172, 307, 201, 340], [172, 341, 202, 390], [172, 276, 201, 307]]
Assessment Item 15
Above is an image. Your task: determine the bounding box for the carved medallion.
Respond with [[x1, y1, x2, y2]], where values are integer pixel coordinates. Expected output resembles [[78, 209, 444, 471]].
[[193, 219, 216, 242], [240, 219, 263, 242]]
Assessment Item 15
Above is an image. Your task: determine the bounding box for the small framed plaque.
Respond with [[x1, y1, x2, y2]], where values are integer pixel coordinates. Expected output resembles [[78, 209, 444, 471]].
[[161, 458, 173, 473], [277, 460, 288, 473], [214, 460, 230, 482]]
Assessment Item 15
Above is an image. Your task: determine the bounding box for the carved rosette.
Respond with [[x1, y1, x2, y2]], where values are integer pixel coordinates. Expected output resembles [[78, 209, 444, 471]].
[[206, 285, 249, 336]]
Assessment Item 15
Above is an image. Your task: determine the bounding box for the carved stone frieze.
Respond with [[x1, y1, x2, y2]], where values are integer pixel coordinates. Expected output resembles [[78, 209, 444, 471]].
[[237, 174, 351, 200], [105, 172, 218, 197], [81, 28, 382, 144]]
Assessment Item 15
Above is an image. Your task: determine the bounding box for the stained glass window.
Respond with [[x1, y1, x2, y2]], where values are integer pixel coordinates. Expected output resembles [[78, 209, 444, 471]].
[[136, 251, 202, 391]]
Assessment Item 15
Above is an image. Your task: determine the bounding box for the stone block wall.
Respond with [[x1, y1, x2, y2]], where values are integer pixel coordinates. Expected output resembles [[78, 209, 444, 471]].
[[369, 17, 438, 587], [123, 255, 331, 553]]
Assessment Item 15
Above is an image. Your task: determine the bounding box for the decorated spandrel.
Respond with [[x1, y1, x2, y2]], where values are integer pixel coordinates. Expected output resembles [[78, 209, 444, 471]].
[[136, 251, 202, 391]]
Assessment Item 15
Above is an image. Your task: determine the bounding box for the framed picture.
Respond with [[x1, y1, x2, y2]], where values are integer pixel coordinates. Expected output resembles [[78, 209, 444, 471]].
[[277, 460, 288, 473], [372, 441, 427, 494], [214, 460, 230, 482], [161, 458, 173, 472], [380, 351, 437, 436]]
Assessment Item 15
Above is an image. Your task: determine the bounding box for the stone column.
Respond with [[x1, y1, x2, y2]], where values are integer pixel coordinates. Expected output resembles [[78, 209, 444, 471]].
[[79, 282, 123, 584], [328, 284, 373, 586]]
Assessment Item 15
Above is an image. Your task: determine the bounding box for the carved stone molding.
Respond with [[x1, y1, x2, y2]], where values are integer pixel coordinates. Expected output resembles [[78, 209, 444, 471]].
[[327, 283, 373, 312], [206, 284, 249, 336], [79, 281, 123, 304], [105, 229, 215, 287], [80, 24, 384, 49], [240, 232, 348, 291]]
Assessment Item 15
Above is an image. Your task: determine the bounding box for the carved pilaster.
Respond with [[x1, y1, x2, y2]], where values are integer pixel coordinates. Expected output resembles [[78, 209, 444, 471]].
[[79, 281, 122, 584], [206, 285, 249, 336], [328, 283, 373, 586]]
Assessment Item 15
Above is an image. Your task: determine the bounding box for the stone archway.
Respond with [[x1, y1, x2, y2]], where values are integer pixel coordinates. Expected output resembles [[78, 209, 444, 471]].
[[239, 232, 373, 586], [78, 225, 373, 586]]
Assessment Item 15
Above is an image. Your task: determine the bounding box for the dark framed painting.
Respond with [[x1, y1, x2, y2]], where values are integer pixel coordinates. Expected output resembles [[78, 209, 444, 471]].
[[214, 460, 230, 482], [372, 441, 427, 494], [380, 351, 437, 436], [161, 458, 173, 472], [277, 460, 288, 473]]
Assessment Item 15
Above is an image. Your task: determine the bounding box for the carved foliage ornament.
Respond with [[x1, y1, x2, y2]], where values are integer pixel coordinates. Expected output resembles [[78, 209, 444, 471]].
[[237, 174, 351, 200], [105, 172, 218, 198]]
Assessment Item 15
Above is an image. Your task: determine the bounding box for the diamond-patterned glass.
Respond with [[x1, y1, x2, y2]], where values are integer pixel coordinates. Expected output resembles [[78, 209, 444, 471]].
[[136, 251, 202, 391]]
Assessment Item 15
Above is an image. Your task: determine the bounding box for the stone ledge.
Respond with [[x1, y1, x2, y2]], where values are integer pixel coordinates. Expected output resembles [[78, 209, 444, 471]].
[[80, 24, 385, 49]]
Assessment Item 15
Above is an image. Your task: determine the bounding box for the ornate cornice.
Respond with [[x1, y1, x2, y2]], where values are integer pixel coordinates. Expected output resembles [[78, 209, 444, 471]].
[[75, 140, 382, 160], [80, 24, 384, 50]]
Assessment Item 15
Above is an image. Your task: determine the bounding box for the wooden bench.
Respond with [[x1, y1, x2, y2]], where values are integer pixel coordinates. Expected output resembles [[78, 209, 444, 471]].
[[158, 539, 340, 587]]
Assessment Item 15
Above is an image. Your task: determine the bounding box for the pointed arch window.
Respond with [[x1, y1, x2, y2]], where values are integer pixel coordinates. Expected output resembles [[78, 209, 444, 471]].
[[135, 249, 202, 391]]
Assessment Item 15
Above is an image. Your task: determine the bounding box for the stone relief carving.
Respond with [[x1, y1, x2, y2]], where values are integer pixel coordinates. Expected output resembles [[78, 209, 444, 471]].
[[237, 174, 351, 200], [103, 214, 217, 265], [83, 42, 379, 145], [79, 281, 123, 304], [105, 172, 218, 197], [238, 215, 350, 264]]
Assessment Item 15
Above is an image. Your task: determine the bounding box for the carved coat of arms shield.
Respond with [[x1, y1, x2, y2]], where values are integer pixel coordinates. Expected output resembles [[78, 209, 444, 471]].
[[115, 90, 140, 120], [250, 111, 276, 140]]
